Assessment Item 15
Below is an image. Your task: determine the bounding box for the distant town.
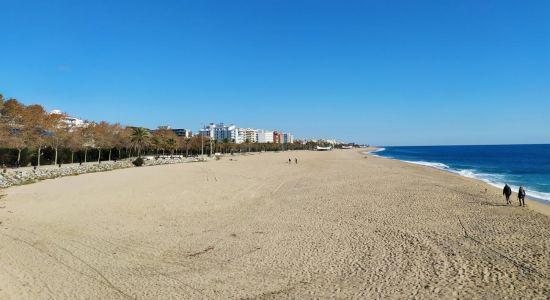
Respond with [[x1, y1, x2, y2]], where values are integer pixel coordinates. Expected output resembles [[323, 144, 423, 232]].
[[1, 94, 366, 169], [55, 110, 349, 147]]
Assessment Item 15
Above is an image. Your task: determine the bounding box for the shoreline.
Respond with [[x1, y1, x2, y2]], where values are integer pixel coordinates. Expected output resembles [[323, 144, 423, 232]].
[[363, 149, 550, 217]]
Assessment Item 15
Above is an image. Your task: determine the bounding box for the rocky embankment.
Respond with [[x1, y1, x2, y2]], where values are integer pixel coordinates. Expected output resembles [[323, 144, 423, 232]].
[[0, 158, 194, 188]]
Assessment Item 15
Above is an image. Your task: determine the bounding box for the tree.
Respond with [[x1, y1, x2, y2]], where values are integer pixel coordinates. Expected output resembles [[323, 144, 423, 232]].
[[166, 137, 178, 156], [185, 135, 208, 156], [0, 99, 26, 164], [0, 95, 8, 151], [23, 104, 52, 167], [112, 124, 130, 160], [45, 112, 68, 165], [92, 121, 114, 163], [151, 135, 161, 155], [178, 137, 191, 157], [130, 127, 151, 157], [0, 94, 5, 132], [163, 130, 178, 156], [80, 123, 96, 163], [65, 127, 84, 163], [152, 128, 177, 156]]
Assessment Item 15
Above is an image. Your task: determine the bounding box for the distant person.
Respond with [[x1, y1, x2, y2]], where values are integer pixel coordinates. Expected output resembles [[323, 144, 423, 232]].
[[288, 158, 291, 164], [518, 186, 526, 207], [295, 158, 298, 164], [503, 184, 512, 205]]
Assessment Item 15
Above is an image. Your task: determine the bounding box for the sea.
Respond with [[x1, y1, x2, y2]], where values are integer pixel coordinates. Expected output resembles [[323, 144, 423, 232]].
[[371, 144, 550, 203]]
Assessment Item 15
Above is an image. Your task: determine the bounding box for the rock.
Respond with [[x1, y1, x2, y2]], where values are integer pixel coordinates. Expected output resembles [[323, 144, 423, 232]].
[[0, 158, 194, 189]]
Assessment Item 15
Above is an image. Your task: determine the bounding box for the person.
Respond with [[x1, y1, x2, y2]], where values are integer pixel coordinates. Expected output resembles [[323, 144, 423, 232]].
[[503, 184, 512, 205], [518, 186, 526, 207], [288, 158, 291, 164], [295, 158, 298, 164]]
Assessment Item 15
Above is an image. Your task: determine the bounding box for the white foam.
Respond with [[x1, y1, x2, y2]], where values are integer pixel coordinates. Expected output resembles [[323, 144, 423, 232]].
[[394, 159, 550, 203], [367, 148, 386, 157], [455, 169, 477, 179], [527, 190, 550, 202], [403, 160, 450, 170]]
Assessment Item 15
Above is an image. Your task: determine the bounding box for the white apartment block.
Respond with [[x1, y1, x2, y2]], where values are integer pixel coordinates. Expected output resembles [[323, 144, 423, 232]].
[[237, 128, 258, 144], [199, 123, 293, 145], [199, 123, 238, 142], [256, 130, 274, 143]]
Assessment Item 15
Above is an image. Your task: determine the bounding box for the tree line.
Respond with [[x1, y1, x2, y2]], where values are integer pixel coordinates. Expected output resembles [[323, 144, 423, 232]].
[[0, 94, 321, 167]]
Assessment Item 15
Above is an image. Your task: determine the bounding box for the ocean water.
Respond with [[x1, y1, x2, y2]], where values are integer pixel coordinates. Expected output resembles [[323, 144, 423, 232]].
[[371, 144, 550, 202]]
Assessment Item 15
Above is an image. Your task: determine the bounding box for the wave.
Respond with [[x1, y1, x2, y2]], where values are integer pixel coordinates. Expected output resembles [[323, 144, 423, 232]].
[[527, 190, 550, 202], [393, 159, 550, 203], [403, 160, 450, 170], [367, 147, 386, 157]]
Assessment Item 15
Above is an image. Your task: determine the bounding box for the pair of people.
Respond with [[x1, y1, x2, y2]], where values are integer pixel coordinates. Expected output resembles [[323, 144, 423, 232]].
[[503, 184, 526, 206], [288, 158, 298, 164]]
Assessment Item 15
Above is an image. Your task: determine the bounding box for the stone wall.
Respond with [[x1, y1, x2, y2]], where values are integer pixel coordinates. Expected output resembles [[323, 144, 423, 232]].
[[0, 158, 201, 188]]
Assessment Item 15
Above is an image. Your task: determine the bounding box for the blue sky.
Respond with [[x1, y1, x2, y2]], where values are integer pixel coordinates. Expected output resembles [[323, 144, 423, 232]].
[[1, 0, 549, 145]]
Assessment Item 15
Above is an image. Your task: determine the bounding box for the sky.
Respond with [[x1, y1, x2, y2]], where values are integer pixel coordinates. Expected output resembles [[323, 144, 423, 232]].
[[1, 0, 549, 146]]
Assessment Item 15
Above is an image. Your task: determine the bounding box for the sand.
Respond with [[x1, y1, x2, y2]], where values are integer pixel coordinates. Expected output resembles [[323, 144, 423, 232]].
[[0, 150, 549, 299]]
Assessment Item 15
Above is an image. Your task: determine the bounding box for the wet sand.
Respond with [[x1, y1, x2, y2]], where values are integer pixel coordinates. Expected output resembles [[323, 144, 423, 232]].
[[0, 150, 549, 299]]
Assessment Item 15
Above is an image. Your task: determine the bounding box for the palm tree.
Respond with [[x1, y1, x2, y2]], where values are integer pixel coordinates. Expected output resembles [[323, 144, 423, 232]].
[[130, 127, 151, 157], [245, 138, 251, 153], [151, 135, 161, 155], [166, 138, 178, 157]]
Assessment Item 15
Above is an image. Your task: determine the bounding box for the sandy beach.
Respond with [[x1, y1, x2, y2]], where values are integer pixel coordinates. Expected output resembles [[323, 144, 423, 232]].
[[0, 150, 549, 299]]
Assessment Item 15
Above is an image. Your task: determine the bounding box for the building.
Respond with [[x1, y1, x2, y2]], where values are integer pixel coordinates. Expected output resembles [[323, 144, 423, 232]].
[[50, 109, 86, 128], [172, 128, 192, 138], [256, 130, 274, 143], [236, 128, 257, 144], [283, 132, 294, 144], [272, 131, 293, 144], [197, 124, 293, 144], [273, 131, 282, 144], [155, 126, 192, 138], [199, 123, 239, 143]]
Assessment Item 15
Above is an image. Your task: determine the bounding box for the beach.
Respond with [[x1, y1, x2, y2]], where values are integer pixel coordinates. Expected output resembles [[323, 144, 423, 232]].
[[0, 149, 549, 299]]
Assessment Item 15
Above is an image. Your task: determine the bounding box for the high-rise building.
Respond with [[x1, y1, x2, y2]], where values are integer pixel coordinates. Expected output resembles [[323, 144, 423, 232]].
[[199, 123, 238, 142], [272, 131, 293, 144], [236, 128, 257, 144], [273, 131, 282, 144], [256, 130, 274, 143], [283, 132, 294, 144]]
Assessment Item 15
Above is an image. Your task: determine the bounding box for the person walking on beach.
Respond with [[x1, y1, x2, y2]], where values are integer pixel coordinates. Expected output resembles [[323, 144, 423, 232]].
[[503, 184, 512, 205], [288, 158, 291, 164], [295, 158, 298, 164], [518, 186, 526, 207]]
